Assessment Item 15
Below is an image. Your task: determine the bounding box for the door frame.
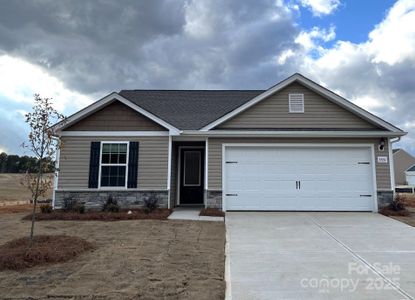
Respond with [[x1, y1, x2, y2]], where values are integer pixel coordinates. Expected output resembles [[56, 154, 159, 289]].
[[222, 143, 378, 212], [177, 146, 205, 206]]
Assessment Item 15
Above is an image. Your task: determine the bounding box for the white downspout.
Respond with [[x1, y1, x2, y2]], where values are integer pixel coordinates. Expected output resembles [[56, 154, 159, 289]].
[[52, 136, 61, 209]]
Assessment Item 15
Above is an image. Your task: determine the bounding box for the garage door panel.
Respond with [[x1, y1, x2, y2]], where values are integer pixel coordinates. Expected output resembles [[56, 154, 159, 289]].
[[224, 146, 374, 211]]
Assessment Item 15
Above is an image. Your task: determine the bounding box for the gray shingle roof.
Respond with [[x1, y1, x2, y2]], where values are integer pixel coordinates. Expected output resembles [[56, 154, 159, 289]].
[[119, 90, 264, 130], [393, 149, 401, 154]]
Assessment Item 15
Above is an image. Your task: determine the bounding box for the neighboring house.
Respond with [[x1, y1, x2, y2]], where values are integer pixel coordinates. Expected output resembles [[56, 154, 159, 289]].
[[52, 73, 406, 212], [393, 148, 415, 185], [406, 165, 415, 186]]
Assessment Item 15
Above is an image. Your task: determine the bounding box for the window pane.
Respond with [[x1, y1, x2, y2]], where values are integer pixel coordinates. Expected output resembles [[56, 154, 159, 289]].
[[110, 153, 118, 164], [119, 153, 127, 164], [100, 166, 126, 187], [119, 144, 127, 153], [102, 144, 110, 153], [184, 151, 200, 186], [101, 154, 110, 164], [110, 144, 119, 153]]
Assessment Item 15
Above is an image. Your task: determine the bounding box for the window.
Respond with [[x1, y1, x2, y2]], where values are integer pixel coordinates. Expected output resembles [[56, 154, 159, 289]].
[[289, 93, 304, 113], [183, 151, 201, 186], [99, 142, 128, 187]]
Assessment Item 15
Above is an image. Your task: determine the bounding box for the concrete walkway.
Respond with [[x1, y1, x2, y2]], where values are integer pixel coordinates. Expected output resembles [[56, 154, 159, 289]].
[[226, 212, 415, 299], [168, 208, 224, 222]]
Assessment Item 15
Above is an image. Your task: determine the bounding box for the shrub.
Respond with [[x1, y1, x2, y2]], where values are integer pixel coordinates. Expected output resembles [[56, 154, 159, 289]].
[[40, 204, 53, 214], [62, 197, 85, 213], [102, 195, 120, 213], [62, 197, 78, 212], [143, 195, 159, 214], [389, 194, 406, 211]]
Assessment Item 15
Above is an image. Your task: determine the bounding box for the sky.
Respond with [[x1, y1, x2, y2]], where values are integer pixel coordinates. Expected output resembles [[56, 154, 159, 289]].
[[0, 0, 414, 155]]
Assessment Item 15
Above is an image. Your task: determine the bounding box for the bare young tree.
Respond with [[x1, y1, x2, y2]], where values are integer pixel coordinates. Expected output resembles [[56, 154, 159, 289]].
[[22, 94, 65, 245]]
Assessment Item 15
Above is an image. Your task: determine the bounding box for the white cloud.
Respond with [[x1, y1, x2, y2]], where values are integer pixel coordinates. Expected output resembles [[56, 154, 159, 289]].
[[0, 55, 91, 112], [296, 0, 415, 153], [295, 26, 336, 51], [299, 0, 340, 16], [367, 0, 415, 65]]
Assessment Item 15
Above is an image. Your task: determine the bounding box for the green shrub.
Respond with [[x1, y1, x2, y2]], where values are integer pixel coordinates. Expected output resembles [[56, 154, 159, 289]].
[[102, 195, 120, 213], [40, 204, 53, 214], [143, 195, 159, 214]]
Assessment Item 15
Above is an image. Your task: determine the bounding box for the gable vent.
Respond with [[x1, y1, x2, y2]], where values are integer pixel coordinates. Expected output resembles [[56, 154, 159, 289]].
[[289, 93, 304, 113]]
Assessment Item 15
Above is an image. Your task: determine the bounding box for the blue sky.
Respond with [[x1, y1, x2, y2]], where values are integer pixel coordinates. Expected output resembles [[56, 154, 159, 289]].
[[0, 0, 414, 155], [298, 0, 397, 45]]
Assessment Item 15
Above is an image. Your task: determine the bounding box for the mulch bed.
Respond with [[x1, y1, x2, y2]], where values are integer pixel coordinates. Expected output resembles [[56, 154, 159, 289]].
[[199, 208, 225, 217], [0, 235, 94, 270], [22, 208, 172, 221], [379, 208, 410, 217]]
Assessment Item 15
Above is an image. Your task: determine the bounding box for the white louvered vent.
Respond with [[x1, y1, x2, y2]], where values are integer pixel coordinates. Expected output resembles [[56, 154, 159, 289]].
[[289, 93, 304, 113]]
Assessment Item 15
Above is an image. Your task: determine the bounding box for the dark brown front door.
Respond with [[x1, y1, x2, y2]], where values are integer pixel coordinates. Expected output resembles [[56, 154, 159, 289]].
[[180, 148, 204, 205]]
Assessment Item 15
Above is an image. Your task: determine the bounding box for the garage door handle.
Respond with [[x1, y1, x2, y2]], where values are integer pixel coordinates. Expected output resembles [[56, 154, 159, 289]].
[[226, 161, 238, 164], [226, 193, 238, 196], [358, 162, 370, 164], [360, 194, 372, 197]]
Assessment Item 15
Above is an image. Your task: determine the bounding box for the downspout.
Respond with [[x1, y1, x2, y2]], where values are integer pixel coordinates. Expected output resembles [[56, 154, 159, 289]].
[[51, 136, 61, 209]]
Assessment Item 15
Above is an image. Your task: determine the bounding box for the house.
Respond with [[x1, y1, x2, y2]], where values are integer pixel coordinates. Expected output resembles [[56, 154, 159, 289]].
[[393, 148, 415, 185], [405, 165, 415, 186], [52, 73, 406, 212]]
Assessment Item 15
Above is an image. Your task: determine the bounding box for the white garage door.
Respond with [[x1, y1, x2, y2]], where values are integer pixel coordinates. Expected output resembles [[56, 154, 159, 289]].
[[224, 146, 375, 211]]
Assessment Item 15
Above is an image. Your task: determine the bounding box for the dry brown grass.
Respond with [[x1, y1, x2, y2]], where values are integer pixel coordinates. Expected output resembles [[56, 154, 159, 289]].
[[0, 204, 33, 214], [0, 173, 53, 203], [0, 212, 225, 299], [0, 235, 94, 270], [379, 207, 411, 217], [200, 208, 225, 217], [23, 208, 172, 221]]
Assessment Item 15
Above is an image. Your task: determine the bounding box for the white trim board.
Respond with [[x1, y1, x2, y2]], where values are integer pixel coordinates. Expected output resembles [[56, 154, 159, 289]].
[[200, 73, 405, 133], [221, 143, 378, 212], [181, 130, 405, 138], [53, 92, 180, 135]]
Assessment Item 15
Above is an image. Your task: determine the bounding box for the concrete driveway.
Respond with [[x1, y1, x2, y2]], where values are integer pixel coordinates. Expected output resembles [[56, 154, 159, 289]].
[[226, 212, 415, 299]]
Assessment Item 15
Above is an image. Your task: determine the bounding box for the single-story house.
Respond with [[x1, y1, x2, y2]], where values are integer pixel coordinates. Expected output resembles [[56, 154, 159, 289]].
[[393, 148, 415, 185], [405, 165, 415, 186], [52, 73, 406, 212]]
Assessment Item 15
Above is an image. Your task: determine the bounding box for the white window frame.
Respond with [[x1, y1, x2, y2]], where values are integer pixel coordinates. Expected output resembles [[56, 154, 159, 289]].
[[289, 93, 304, 113], [98, 141, 129, 189], [183, 150, 202, 187]]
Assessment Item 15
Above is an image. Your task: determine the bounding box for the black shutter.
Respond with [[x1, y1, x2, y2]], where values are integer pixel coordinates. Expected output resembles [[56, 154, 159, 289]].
[[127, 142, 139, 188], [88, 142, 101, 188]]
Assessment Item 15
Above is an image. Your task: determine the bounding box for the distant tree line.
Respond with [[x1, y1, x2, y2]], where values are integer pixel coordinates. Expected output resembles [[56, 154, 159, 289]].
[[0, 152, 54, 173]]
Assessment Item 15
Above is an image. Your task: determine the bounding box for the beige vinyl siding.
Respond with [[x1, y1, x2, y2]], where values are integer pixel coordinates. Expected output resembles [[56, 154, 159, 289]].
[[65, 101, 167, 131], [58, 136, 168, 190], [218, 83, 380, 130], [208, 137, 391, 191], [394, 150, 415, 185]]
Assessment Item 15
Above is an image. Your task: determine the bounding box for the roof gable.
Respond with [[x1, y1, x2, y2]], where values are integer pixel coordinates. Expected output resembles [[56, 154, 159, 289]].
[[64, 100, 167, 131], [218, 81, 380, 130], [53, 93, 180, 134], [201, 73, 404, 133]]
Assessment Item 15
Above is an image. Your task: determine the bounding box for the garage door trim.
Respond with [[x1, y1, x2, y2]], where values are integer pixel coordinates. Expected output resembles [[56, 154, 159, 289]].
[[222, 143, 378, 212]]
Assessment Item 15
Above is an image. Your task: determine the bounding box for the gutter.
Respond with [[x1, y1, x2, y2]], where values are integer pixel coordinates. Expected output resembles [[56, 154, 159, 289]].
[[180, 130, 407, 138]]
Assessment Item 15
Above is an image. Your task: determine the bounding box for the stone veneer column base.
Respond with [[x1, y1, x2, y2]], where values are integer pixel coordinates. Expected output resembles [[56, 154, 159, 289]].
[[377, 190, 394, 209], [55, 190, 168, 210], [206, 190, 222, 209]]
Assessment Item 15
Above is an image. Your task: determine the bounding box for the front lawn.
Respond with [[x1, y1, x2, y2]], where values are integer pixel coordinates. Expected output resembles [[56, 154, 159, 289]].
[[0, 212, 225, 299]]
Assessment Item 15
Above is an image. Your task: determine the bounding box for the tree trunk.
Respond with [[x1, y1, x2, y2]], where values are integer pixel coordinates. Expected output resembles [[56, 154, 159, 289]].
[[29, 158, 43, 246]]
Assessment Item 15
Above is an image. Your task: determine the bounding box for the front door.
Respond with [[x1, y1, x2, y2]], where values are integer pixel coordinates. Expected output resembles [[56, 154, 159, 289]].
[[180, 148, 204, 205]]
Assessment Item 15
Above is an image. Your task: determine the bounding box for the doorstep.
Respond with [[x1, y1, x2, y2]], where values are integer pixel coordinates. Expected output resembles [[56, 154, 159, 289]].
[[168, 208, 224, 222]]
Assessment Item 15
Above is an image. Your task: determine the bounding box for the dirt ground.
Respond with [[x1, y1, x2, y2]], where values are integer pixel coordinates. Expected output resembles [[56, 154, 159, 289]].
[[0, 213, 226, 299], [0, 173, 53, 204]]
